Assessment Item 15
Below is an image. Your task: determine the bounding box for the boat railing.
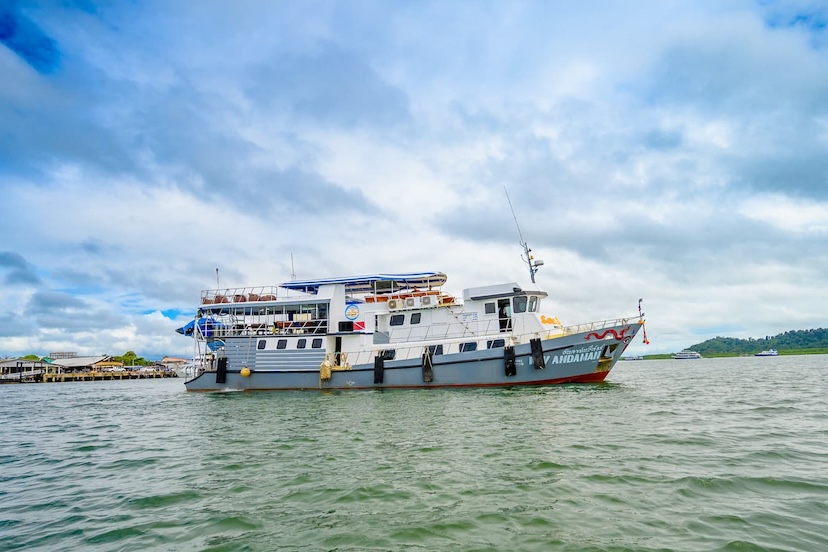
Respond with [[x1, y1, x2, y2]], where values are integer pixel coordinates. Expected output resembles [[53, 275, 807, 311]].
[[361, 288, 446, 303], [199, 318, 330, 338], [557, 315, 643, 338], [201, 286, 282, 305], [383, 313, 642, 347], [191, 314, 643, 360], [350, 315, 642, 365]]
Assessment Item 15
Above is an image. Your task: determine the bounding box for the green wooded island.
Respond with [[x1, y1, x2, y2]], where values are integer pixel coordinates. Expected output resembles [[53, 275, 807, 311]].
[[641, 328, 828, 359]]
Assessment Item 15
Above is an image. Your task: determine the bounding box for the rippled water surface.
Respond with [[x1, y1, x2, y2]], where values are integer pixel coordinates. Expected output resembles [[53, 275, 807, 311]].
[[2, 355, 827, 551]]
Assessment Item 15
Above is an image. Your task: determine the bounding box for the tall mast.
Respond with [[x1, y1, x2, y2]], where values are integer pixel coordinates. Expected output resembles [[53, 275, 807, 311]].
[[504, 186, 544, 283]]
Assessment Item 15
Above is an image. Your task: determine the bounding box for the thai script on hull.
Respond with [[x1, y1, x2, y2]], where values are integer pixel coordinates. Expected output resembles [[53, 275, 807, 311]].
[[538, 344, 604, 365]]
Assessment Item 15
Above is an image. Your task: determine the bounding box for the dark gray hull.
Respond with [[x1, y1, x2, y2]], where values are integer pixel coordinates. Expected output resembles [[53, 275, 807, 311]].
[[184, 322, 642, 391]]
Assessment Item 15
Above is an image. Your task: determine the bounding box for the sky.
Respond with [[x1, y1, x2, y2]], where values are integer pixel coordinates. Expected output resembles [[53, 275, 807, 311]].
[[1, 0, 827, 360]]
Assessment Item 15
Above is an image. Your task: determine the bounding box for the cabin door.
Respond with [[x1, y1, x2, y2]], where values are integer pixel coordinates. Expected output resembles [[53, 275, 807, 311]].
[[497, 299, 512, 332], [335, 336, 342, 366]]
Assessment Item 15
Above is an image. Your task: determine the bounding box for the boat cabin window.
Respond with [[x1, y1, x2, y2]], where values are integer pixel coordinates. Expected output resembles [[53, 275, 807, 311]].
[[513, 295, 528, 314], [339, 321, 354, 332], [257, 340, 266, 350], [380, 349, 396, 360], [312, 338, 323, 349], [264, 302, 328, 321], [374, 280, 395, 292], [390, 314, 405, 326], [297, 339, 307, 349], [411, 313, 421, 324], [487, 338, 506, 349], [460, 342, 477, 352], [528, 296, 538, 312], [428, 345, 444, 356], [485, 302, 496, 314], [277, 339, 287, 350], [285, 306, 300, 320]]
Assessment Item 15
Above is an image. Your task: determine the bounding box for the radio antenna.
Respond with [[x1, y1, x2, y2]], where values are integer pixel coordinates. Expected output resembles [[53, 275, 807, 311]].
[[504, 186, 544, 283]]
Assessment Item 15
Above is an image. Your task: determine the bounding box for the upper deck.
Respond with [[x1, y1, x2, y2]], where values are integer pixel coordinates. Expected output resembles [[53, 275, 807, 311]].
[[199, 272, 448, 305]]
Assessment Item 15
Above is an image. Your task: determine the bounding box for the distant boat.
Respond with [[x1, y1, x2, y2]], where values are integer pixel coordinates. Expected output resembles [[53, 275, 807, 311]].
[[622, 355, 644, 361], [672, 349, 702, 359], [755, 349, 778, 357]]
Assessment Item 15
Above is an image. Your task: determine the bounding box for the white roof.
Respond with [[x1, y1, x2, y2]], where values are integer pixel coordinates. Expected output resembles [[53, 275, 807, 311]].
[[50, 356, 109, 368]]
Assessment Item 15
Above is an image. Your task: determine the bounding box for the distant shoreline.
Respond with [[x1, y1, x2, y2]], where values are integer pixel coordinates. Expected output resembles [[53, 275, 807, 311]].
[[634, 347, 828, 360]]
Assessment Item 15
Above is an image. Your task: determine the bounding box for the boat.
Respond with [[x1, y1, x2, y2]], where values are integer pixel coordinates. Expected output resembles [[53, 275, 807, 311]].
[[755, 349, 778, 357], [672, 349, 702, 359], [174, 357, 210, 379], [622, 355, 644, 361], [176, 248, 646, 391]]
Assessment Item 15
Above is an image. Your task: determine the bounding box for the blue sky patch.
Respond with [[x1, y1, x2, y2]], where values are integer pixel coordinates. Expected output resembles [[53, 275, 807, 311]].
[[0, 2, 60, 73]]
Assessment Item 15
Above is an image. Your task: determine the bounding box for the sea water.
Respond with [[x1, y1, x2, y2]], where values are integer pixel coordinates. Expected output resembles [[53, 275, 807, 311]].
[[1, 355, 826, 551]]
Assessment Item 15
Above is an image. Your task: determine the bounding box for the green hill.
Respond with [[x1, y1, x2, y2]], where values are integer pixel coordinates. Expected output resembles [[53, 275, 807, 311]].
[[690, 328, 828, 356]]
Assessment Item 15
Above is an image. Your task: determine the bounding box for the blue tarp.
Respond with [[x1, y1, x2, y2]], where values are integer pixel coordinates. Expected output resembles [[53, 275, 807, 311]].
[[207, 340, 225, 351], [175, 320, 195, 335], [175, 317, 225, 337]]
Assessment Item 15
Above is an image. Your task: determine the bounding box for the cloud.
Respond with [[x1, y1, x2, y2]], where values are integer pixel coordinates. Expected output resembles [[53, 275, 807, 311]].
[[246, 45, 412, 130], [0, 251, 41, 285], [0, 1, 827, 360]]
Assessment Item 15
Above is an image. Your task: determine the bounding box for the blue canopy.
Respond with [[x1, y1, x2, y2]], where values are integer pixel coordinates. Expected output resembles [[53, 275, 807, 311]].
[[176, 317, 225, 337], [280, 272, 447, 295], [175, 320, 195, 335]]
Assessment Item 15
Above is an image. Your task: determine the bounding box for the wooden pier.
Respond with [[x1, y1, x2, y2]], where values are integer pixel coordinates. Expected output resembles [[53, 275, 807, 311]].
[[40, 370, 178, 383]]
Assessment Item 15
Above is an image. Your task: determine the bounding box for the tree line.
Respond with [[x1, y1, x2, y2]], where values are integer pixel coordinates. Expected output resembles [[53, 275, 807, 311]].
[[690, 328, 828, 355], [21, 351, 154, 365]]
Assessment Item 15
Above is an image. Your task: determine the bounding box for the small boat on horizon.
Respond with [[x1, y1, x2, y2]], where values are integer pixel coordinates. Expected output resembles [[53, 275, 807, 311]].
[[672, 349, 702, 359], [755, 349, 779, 357]]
